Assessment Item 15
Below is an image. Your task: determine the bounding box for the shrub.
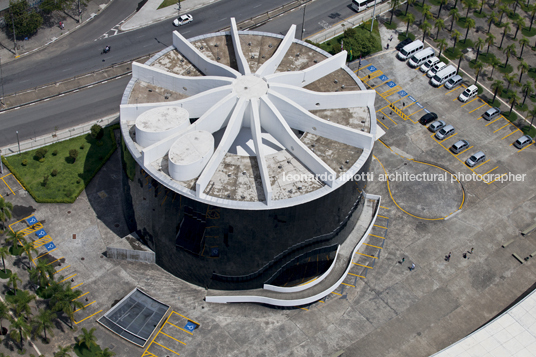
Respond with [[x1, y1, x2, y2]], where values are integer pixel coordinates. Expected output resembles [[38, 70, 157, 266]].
[[80, 144, 85, 150], [52, 150, 58, 156], [35, 148, 48, 160], [51, 169, 58, 177], [76, 178, 81, 184], [91, 124, 104, 141], [69, 149, 79, 163], [38, 158, 45, 163], [42, 174, 49, 187], [22, 159, 27, 166]]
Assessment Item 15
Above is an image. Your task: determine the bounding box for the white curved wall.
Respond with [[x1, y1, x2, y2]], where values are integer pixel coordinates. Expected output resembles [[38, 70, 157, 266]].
[[135, 106, 190, 148], [169, 130, 214, 181]]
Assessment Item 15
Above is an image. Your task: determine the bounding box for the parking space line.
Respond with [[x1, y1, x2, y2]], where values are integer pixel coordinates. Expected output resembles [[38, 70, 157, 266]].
[[493, 123, 510, 133], [73, 309, 103, 325], [161, 332, 187, 346], [409, 108, 424, 117], [376, 119, 390, 130], [331, 291, 342, 296], [485, 117, 502, 126], [501, 130, 520, 140], [371, 80, 389, 89], [352, 262, 373, 269], [167, 322, 194, 336], [369, 234, 385, 239], [355, 252, 378, 259], [473, 159, 490, 169], [60, 274, 77, 282], [1, 178, 15, 195], [380, 110, 398, 126], [379, 206, 389, 209], [71, 283, 84, 289], [469, 104, 487, 114], [487, 173, 508, 184], [456, 146, 474, 156], [47, 257, 63, 265], [74, 300, 96, 313], [55, 265, 71, 274], [436, 133, 458, 143], [452, 96, 460, 101], [374, 225, 388, 229], [341, 282, 355, 287], [461, 97, 478, 107], [445, 86, 461, 94], [348, 272, 365, 278], [73, 292, 89, 301], [377, 215, 389, 219], [363, 243, 382, 249], [518, 143, 534, 152], [482, 166, 498, 175], [153, 341, 181, 356]]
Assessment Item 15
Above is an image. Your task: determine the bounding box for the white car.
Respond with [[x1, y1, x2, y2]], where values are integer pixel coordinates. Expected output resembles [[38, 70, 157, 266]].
[[458, 84, 478, 102], [420, 56, 439, 73], [173, 14, 193, 26]]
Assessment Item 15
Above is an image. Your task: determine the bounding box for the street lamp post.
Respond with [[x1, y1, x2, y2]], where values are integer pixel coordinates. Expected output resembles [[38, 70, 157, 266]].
[[0, 149, 3, 175], [301, 4, 306, 41], [10, 12, 17, 57], [370, 0, 378, 32], [0, 56, 4, 107], [16, 131, 20, 154], [178, 0, 181, 16], [78, 0, 82, 23]]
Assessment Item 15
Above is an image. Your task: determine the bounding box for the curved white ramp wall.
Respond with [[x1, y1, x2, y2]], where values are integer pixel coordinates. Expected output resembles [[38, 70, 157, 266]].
[[135, 106, 190, 148], [169, 130, 214, 181]]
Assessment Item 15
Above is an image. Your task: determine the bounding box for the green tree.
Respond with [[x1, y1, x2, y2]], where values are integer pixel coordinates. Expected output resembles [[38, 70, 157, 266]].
[[4, 0, 43, 39], [95, 348, 116, 357], [0, 301, 8, 333], [498, 4, 509, 25], [503, 43, 516, 67], [69, 149, 79, 163], [504, 73, 519, 93], [0, 246, 9, 274], [508, 92, 521, 116], [474, 37, 485, 62], [462, 0, 478, 18], [6, 230, 25, 254], [389, 0, 400, 25], [452, 29, 462, 48], [474, 60, 484, 84], [518, 37, 529, 58], [90, 124, 104, 141], [32, 308, 56, 342], [518, 60, 529, 82], [522, 81, 533, 105], [486, 32, 496, 53], [0, 197, 13, 230], [529, 4, 536, 31], [20, 239, 37, 269], [50, 280, 84, 329], [421, 20, 432, 41], [435, 18, 445, 39], [34, 258, 55, 287], [463, 17, 475, 42], [9, 315, 31, 352], [77, 327, 98, 351], [513, 18, 525, 40], [405, 0, 416, 16], [487, 11, 498, 33], [449, 8, 460, 31], [438, 0, 449, 18], [489, 56, 502, 78], [7, 272, 21, 293], [405, 13, 415, 36], [436, 38, 448, 58], [40, 0, 76, 13], [529, 107, 536, 128], [422, 4, 433, 22], [499, 22, 511, 48], [478, 0, 486, 13], [54, 345, 73, 357], [10, 290, 35, 319]]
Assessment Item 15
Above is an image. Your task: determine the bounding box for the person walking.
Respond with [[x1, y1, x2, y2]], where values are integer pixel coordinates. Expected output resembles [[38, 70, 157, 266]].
[[446, 252, 451, 262], [410, 263, 415, 271]]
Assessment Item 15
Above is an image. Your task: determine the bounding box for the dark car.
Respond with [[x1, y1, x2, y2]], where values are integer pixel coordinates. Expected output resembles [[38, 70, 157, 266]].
[[396, 38, 412, 51], [419, 112, 438, 125]]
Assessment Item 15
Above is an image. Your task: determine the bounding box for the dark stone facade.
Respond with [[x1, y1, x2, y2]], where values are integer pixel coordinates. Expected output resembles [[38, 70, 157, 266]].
[[122, 150, 371, 290]]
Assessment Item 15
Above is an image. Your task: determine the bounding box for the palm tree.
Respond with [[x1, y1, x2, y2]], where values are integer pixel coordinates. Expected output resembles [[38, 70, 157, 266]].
[[0, 246, 9, 274], [498, 4, 509, 25], [522, 82, 533, 105], [405, 0, 416, 16], [462, 0, 478, 18], [0, 197, 13, 230], [435, 18, 445, 39], [508, 92, 521, 117], [0, 301, 8, 334], [474, 37, 485, 62], [499, 22, 511, 48], [513, 18, 525, 40], [421, 20, 432, 41], [518, 60, 529, 82], [463, 18, 476, 42], [452, 29, 462, 48], [474, 61, 484, 84], [489, 56, 502, 78], [438, 0, 448, 18], [10, 290, 35, 319], [51, 281, 84, 329], [389, 0, 400, 25], [77, 327, 98, 351], [455, 50, 464, 73], [503, 43, 516, 68], [486, 32, 496, 53], [405, 13, 415, 36], [21, 239, 38, 269], [55, 345, 73, 357], [512, 0, 519, 14], [519, 37, 529, 58], [32, 308, 57, 343], [96, 348, 116, 357], [34, 258, 55, 288], [529, 107, 536, 128], [450, 8, 460, 31], [5, 230, 25, 252], [9, 315, 31, 352], [7, 272, 21, 293], [529, 4, 536, 31], [504, 73, 519, 93], [488, 12, 498, 33], [436, 38, 448, 58], [422, 4, 433, 22]]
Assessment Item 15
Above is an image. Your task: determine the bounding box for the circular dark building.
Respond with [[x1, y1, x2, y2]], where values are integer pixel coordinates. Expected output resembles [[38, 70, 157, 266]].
[[119, 20, 377, 293]]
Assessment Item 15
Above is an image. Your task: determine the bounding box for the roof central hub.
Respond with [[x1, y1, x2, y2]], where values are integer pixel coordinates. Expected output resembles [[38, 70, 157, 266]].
[[233, 75, 268, 100]]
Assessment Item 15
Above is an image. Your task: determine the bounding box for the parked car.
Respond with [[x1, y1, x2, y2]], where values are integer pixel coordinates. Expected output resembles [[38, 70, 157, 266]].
[[458, 85, 478, 102], [482, 107, 501, 121], [444, 75, 463, 90], [396, 38, 412, 51], [428, 120, 446, 132], [419, 112, 438, 125], [465, 151, 486, 167], [513, 135, 533, 149], [450, 140, 470, 154], [435, 124, 455, 140], [426, 62, 447, 78], [173, 14, 193, 26], [419, 56, 440, 73]]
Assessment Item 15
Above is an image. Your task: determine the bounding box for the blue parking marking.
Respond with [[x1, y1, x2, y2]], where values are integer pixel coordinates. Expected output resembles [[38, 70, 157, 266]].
[[367, 65, 377, 72], [386, 81, 396, 88], [398, 90, 408, 97], [26, 216, 38, 225], [45, 242, 56, 251], [378, 74, 388, 81], [35, 229, 47, 238], [408, 95, 416, 102], [424, 108, 431, 114], [184, 321, 196, 332], [416, 102, 424, 108]]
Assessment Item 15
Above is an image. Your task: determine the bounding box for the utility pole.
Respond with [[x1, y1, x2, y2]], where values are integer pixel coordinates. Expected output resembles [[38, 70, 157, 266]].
[[10, 12, 17, 57], [178, 0, 181, 16], [0, 149, 3, 175], [0, 56, 4, 107], [78, 0, 82, 23], [301, 4, 306, 40], [16, 131, 20, 154], [370, 0, 378, 32]]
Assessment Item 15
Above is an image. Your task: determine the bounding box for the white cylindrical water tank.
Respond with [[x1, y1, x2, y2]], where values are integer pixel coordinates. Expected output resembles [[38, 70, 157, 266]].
[[168, 130, 214, 181], [135, 106, 190, 147]]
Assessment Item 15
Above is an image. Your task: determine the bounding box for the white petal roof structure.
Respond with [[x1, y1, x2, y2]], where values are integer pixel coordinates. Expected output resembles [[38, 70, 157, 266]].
[[120, 18, 376, 210]]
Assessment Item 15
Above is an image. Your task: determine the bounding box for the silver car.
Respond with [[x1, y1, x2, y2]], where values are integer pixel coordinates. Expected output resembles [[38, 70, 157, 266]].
[[466, 151, 486, 167], [513, 135, 533, 149], [450, 140, 470, 154], [435, 124, 455, 140], [482, 107, 501, 121], [428, 120, 446, 132]]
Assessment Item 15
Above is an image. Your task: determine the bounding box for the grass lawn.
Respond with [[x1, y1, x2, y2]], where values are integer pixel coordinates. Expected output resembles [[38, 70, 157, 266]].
[[522, 27, 536, 37], [498, 63, 514, 74], [3, 127, 116, 203], [456, 38, 474, 50], [487, 98, 502, 107], [522, 125, 536, 137], [478, 52, 496, 65], [317, 20, 382, 59], [499, 89, 516, 100], [503, 111, 518, 123], [444, 47, 462, 60], [0, 269, 12, 279], [515, 103, 528, 112], [528, 68, 536, 80], [476, 84, 484, 95], [383, 19, 398, 30], [157, 0, 177, 9]]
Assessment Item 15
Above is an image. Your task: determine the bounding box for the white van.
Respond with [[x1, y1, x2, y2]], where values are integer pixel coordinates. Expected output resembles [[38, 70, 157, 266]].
[[397, 40, 424, 61], [420, 56, 440, 73], [408, 47, 435, 68], [426, 62, 447, 78], [459, 85, 478, 102], [444, 74, 463, 89], [430, 65, 456, 87]]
